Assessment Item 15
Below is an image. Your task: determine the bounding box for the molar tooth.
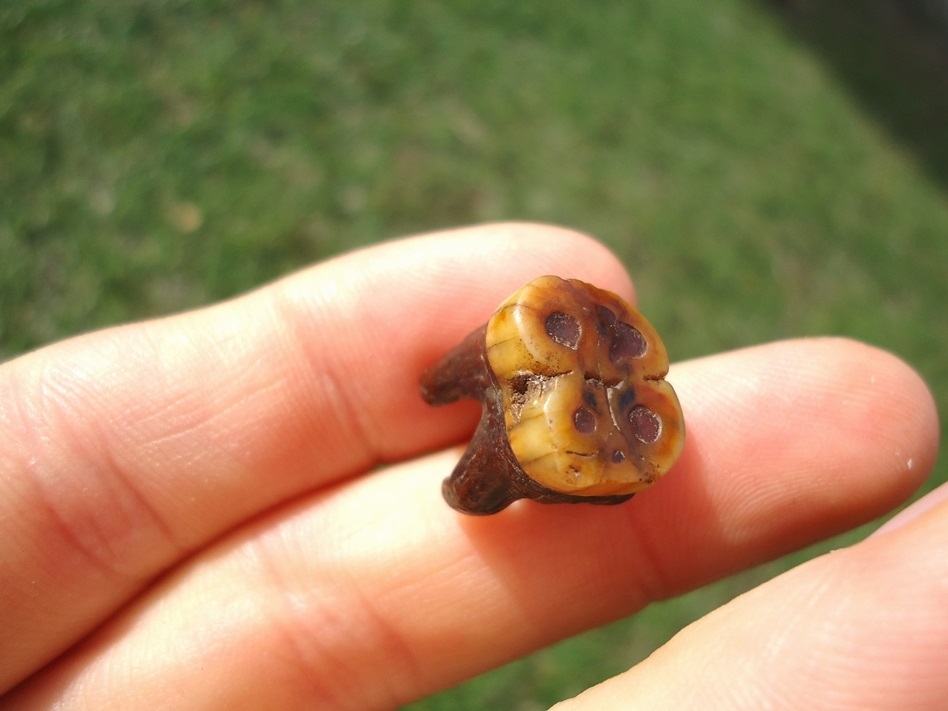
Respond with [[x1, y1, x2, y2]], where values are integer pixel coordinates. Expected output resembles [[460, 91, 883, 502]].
[[420, 275, 685, 515]]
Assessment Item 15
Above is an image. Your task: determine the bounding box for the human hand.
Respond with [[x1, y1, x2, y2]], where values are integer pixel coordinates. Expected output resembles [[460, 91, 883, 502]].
[[1, 225, 941, 709]]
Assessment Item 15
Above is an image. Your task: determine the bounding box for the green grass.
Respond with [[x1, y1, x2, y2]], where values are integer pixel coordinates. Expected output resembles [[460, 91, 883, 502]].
[[2, 0, 946, 707]]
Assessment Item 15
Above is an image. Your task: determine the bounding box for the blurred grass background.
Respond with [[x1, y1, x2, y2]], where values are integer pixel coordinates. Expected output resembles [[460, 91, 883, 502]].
[[1, 0, 945, 707]]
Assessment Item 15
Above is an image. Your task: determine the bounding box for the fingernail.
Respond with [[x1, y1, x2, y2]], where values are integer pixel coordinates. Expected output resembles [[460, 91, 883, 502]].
[[871, 482, 948, 537]]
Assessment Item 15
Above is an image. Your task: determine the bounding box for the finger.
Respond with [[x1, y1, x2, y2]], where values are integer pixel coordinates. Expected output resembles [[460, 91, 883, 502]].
[[6, 339, 938, 709], [554, 485, 948, 711], [0, 223, 632, 692]]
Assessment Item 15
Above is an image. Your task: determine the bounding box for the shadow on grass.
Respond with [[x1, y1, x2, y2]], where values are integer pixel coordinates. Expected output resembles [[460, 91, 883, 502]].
[[762, 0, 948, 192]]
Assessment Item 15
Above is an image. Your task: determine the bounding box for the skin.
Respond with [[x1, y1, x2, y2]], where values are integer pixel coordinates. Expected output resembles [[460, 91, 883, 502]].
[[0, 223, 942, 710]]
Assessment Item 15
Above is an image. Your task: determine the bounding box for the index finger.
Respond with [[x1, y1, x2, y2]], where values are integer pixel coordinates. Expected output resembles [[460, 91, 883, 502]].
[[0, 223, 633, 692]]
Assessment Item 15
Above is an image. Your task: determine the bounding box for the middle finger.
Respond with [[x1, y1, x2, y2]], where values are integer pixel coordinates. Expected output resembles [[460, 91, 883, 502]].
[[8, 338, 937, 710]]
